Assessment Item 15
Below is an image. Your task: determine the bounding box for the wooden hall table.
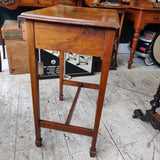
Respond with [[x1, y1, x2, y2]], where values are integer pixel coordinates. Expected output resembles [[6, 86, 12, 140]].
[[18, 5, 120, 157], [126, 6, 160, 69]]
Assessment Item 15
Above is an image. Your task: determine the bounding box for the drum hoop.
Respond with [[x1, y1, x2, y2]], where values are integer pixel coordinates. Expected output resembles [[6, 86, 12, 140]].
[[150, 32, 160, 66]]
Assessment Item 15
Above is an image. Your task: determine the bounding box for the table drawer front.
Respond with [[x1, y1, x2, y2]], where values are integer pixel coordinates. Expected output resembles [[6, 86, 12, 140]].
[[145, 13, 160, 23], [53, 0, 77, 6], [37, 0, 54, 6], [20, 0, 35, 5], [34, 22, 105, 57]]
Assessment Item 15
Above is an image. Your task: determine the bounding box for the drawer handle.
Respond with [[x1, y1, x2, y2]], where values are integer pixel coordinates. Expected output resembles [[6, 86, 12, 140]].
[[154, 16, 158, 19], [36, 0, 39, 3]]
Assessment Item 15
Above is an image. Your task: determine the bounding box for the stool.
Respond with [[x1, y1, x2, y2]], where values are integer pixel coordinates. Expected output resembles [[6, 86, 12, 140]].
[[19, 5, 120, 157]]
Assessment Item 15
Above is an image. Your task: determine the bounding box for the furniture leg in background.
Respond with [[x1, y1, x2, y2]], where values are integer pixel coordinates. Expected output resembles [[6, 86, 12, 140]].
[[59, 51, 64, 101], [88, 2, 127, 68], [128, 29, 141, 69], [126, 6, 160, 69], [133, 84, 160, 130]]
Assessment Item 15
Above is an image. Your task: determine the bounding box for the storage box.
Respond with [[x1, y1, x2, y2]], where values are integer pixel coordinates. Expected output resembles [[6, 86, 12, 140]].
[[1, 20, 29, 74]]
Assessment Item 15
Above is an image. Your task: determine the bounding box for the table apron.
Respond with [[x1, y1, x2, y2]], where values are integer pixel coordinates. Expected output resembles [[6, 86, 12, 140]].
[[144, 12, 160, 24], [34, 21, 105, 57]]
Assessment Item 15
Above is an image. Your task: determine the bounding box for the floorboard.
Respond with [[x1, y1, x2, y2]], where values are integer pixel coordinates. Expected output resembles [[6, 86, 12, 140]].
[[0, 44, 160, 160]]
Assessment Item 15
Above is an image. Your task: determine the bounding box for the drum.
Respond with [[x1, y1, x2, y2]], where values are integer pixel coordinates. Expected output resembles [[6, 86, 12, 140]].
[[150, 32, 160, 66]]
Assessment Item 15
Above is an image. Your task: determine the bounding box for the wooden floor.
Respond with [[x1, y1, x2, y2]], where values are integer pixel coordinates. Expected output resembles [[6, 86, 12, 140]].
[[0, 44, 160, 160]]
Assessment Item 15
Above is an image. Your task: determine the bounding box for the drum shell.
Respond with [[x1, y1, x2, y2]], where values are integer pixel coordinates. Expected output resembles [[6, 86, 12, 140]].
[[150, 33, 160, 66]]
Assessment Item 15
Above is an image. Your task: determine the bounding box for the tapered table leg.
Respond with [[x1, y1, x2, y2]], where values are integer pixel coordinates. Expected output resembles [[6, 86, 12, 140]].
[[26, 20, 42, 146], [59, 51, 64, 101], [90, 29, 117, 157], [114, 12, 125, 68]]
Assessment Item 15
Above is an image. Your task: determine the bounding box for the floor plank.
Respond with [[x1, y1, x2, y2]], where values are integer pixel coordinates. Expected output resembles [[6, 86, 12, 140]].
[[0, 46, 160, 160]]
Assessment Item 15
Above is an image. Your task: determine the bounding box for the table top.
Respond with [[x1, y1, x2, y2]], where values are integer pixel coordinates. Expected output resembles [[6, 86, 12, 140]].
[[127, 5, 160, 11], [18, 5, 120, 29], [89, 3, 129, 10]]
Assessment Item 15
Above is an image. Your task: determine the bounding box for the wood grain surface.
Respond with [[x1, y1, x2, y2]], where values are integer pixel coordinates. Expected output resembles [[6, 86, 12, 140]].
[[19, 5, 120, 29]]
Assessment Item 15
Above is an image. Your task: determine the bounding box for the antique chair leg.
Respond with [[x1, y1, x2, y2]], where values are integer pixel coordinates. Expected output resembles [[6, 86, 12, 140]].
[[59, 51, 64, 101]]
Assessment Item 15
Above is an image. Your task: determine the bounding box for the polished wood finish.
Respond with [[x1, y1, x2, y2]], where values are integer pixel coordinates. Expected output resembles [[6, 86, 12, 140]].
[[59, 51, 64, 101], [63, 80, 99, 89], [26, 20, 42, 147], [65, 85, 81, 125], [40, 120, 93, 137], [19, 5, 119, 157], [34, 22, 105, 57], [130, 0, 154, 8], [126, 6, 160, 68], [0, 0, 83, 10], [54, 0, 82, 6], [20, 6, 119, 28], [91, 29, 116, 154]]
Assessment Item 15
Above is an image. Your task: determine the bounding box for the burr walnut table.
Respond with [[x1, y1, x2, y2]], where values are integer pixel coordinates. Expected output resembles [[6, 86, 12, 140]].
[[126, 6, 160, 69], [18, 5, 120, 157]]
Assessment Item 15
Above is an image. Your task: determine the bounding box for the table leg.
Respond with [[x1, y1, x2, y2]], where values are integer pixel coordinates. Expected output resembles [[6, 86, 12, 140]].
[[90, 29, 116, 157], [128, 30, 140, 69], [114, 12, 125, 67], [59, 51, 64, 101], [26, 21, 42, 147]]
